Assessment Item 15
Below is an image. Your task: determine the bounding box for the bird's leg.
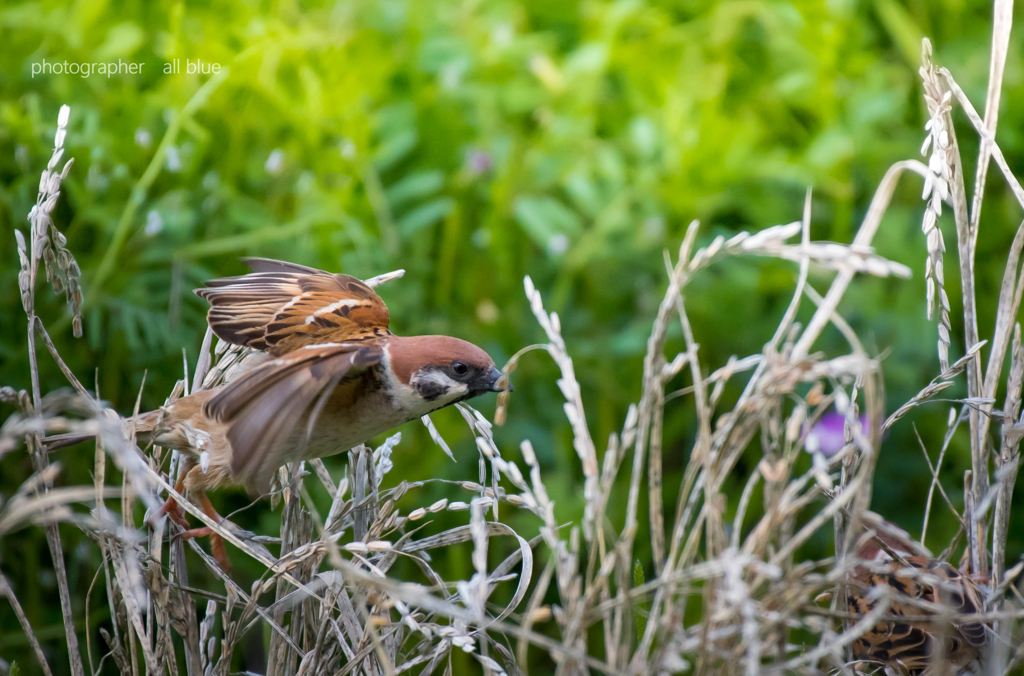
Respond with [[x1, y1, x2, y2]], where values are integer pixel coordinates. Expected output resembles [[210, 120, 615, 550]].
[[176, 491, 232, 574], [152, 468, 190, 529], [198, 492, 231, 573]]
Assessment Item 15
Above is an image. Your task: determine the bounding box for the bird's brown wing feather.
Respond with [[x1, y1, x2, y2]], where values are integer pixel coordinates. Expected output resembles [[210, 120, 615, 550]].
[[850, 569, 934, 671], [196, 258, 390, 355], [850, 556, 985, 673], [203, 342, 382, 491], [928, 559, 987, 648]]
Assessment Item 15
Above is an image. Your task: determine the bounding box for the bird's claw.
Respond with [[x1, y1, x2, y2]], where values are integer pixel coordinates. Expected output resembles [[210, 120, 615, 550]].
[[173, 526, 233, 574], [150, 495, 190, 530]]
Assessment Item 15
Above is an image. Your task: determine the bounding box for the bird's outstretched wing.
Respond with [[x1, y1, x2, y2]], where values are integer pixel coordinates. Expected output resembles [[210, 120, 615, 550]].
[[203, 342, 382, 491], [196, 257, 391, 355]]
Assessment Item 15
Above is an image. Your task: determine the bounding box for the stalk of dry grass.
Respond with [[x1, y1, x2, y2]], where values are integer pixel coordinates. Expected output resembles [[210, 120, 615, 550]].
[[4, 11, 1024, 676]]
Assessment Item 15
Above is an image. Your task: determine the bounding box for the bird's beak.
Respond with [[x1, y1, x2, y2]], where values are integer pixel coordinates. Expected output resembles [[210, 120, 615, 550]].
[[486, 366, 512, 393]]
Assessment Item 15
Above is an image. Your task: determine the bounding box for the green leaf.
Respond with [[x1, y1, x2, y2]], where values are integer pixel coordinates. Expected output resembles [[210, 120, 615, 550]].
[[873, 0, 924, 67], [634, 560, 647, 641], [513, 195, 582, 249], [629, 117, 659, 161], [564, 173, 602, 217], [386, 170, 444, 209], [94, 22, 145, 60], [565, 43, 608, 76], [373, 130, 418, 172], [397, 197, 454, 236]]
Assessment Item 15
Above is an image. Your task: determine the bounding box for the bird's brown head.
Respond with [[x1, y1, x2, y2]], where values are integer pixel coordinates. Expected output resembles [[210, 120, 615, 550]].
[[855, 515, 928, 563], [386, 335, 507, 411]]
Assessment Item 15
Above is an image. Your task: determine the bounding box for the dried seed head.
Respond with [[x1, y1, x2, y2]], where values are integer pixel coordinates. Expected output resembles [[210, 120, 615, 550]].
[[527, 606, 552, 622], [520, 440, 537, 467], [47, 147, 64, 171], [22, 106, 82, 336]]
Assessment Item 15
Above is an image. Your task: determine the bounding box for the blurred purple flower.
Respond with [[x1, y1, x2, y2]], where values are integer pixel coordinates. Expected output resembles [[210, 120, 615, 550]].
[[806, 412, 871, 458], [465, 148, 493, 176]]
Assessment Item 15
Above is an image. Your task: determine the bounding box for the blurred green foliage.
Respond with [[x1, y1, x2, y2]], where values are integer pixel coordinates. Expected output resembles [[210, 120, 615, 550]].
[[2, 0, 1024, 673]]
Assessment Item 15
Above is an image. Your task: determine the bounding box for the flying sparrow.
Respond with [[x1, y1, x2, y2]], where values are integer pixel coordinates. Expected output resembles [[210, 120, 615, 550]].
[[825, 518, 987, 675], [113, 258, 507, 569]]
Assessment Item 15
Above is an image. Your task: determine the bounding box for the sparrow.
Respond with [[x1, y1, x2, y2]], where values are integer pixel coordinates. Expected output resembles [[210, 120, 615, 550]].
[[823, 518, 987, 675], [112, 258, 506, 569]]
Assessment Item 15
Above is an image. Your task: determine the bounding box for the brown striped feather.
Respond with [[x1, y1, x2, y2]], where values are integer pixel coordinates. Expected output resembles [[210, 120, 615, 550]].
[[849, 555, 986, 674], [196, 258, 391, 355]]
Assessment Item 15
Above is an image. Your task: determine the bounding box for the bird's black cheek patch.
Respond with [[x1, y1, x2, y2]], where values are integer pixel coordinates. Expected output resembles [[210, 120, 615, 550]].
[[416, 379, 448, 401]]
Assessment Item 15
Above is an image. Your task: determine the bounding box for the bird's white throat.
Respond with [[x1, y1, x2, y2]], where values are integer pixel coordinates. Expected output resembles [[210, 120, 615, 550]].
[[381, 344, 468, 416]]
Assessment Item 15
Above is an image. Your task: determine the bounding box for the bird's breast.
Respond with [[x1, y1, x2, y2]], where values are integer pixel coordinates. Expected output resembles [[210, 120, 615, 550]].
[[298, 373, 414, 459]]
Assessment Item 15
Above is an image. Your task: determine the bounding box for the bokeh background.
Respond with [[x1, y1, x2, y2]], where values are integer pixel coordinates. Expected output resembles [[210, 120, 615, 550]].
[[2, 0, 1023, 673]]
